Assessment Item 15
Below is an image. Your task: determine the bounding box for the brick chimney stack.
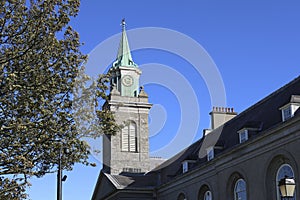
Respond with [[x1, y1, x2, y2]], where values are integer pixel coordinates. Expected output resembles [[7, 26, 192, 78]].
[[210, 107, 237, 129]]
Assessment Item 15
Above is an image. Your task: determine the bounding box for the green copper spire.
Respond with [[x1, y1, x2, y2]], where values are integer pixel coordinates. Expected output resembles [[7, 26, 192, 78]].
[[112, 19, 137, 68]]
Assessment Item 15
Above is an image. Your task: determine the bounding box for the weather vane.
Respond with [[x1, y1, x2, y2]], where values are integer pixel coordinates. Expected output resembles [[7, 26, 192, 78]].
[[121, 18, 126, 29]]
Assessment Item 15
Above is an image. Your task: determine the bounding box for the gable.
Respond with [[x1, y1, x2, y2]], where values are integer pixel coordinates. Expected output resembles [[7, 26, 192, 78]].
[[91, 172, 117, 200]]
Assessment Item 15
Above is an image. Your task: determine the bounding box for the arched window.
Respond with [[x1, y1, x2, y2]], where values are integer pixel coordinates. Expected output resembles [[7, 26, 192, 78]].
[[234, 179, 247, 200], [121, 121, 137, 152], [198, 185, 212, 200], [204, 191, 212, 200], [177, 193, 187, 200], [276, 164, 296, 200]]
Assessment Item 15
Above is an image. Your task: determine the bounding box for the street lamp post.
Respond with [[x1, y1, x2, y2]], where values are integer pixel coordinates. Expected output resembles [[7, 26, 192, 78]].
[[57, 145, 68, 200], [278, 176, 296, 200], [57, 146, 62, 200]]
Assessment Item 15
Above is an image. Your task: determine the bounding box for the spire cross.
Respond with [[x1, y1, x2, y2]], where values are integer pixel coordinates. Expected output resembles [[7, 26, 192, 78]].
[[121, 18, 126, 30]]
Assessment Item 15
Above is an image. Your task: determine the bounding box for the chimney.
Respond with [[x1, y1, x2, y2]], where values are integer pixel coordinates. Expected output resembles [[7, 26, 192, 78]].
[[210, 107, 237, 129]]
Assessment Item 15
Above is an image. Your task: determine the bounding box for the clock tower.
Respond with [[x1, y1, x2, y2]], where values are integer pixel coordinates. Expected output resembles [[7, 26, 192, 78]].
[[102, 19, 152, 175]]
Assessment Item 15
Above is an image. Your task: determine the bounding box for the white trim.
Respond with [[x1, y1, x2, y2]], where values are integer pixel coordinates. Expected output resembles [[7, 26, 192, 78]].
[[182, 161, 188, 173], [234, 179, 247, 200], [279, 103, 300, 122], [276, 164, 296, 200], [204, 190, 212, 200], [238, 129, 249, 143], [206, 147, 214, 161]]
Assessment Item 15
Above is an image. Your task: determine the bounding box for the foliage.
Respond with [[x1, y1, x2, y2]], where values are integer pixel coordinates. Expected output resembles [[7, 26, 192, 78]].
[[0, 177, 27, 200], [0, 0, 117, 198], [95, 73, 119, 135], [73, 70, 119, 138]]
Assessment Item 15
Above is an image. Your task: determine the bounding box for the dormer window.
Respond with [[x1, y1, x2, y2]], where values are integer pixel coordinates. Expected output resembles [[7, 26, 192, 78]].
[[279, 95, 300, 122], [238, 129, 249, 143], [237, 121, 263, 144], [182, 160, 196, 173], [207, 147, 214, 161], [182, 161, 188, 173], [283, 107, 292, 121]]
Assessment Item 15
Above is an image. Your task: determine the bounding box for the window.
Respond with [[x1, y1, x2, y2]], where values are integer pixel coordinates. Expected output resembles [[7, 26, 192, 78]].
[[239, 129, 249, 143], [234, 179, 247, 200], [177, 193, 187, 200], [198, 185, 212, 200], [283, 107, 292, 121], [280, 102, 300, 122], [204, 191, 212, 200], [207, 147, 214, 161], [276, 164, 296, 200], [182, 161, 188, 173], [121, 121, 137, 152]]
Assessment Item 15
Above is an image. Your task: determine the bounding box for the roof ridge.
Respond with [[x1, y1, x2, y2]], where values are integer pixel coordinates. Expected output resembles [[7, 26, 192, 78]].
[[226, 75, 300, 123]]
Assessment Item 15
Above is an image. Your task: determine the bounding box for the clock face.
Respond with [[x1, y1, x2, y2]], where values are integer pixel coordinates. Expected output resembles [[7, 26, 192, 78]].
[[122, 75, 134, 87]]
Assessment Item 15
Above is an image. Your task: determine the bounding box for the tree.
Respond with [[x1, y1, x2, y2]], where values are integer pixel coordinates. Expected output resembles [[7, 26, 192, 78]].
[[73, 69, 120, 139], [0, 0, 116, 198]]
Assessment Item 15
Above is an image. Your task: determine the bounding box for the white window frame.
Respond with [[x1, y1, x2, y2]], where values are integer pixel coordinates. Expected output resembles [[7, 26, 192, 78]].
[[204, 190, 212, 200], [207, 147, 214, 161], [280, 103, 300, 122], [177, 193, 187, 200], [121, 126, 129, 151], [121, 121, 138, 152], [182, 161, 188, 173], [238, 129, 249, 143], [283, 106, 292, 121], [276, 164, 296, 200], [234, 179, 247, 200]]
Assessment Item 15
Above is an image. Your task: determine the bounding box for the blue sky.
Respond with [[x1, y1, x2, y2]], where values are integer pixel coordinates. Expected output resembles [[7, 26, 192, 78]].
[[27, 1, 300, 199]]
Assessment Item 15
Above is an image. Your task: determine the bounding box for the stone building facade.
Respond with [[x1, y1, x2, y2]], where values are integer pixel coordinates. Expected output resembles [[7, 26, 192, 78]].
[[92, 21, 300, 200]]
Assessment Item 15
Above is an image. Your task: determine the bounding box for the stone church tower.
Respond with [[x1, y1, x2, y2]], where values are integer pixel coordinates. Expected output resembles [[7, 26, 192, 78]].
[[102, 19, 152, 175]]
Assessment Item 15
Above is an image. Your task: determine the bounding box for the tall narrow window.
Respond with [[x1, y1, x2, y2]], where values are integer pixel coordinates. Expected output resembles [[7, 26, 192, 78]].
[[129, 122, 136, 152], [207, 147, 214, 161], [204, 191, 212, 200], [177, 193, 187, 200], [182, 161, 188, 173], [198, 185, 213, 200], [121, 125, 129, 151], [234, 179, 247, 200], [121, 121, 137, 152], [276, 164, 296, 200]]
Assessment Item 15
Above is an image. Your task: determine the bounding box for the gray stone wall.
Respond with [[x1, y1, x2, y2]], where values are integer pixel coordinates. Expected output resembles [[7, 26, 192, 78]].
[[156, 117, 300, 200], [103, 94, 152, 175]]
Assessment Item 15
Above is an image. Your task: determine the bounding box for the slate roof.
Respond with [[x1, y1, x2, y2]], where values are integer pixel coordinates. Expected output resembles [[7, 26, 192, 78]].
[[149, 75, 300, 184], [104, 172, 157, 190], [216, 76, 300, 152]]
